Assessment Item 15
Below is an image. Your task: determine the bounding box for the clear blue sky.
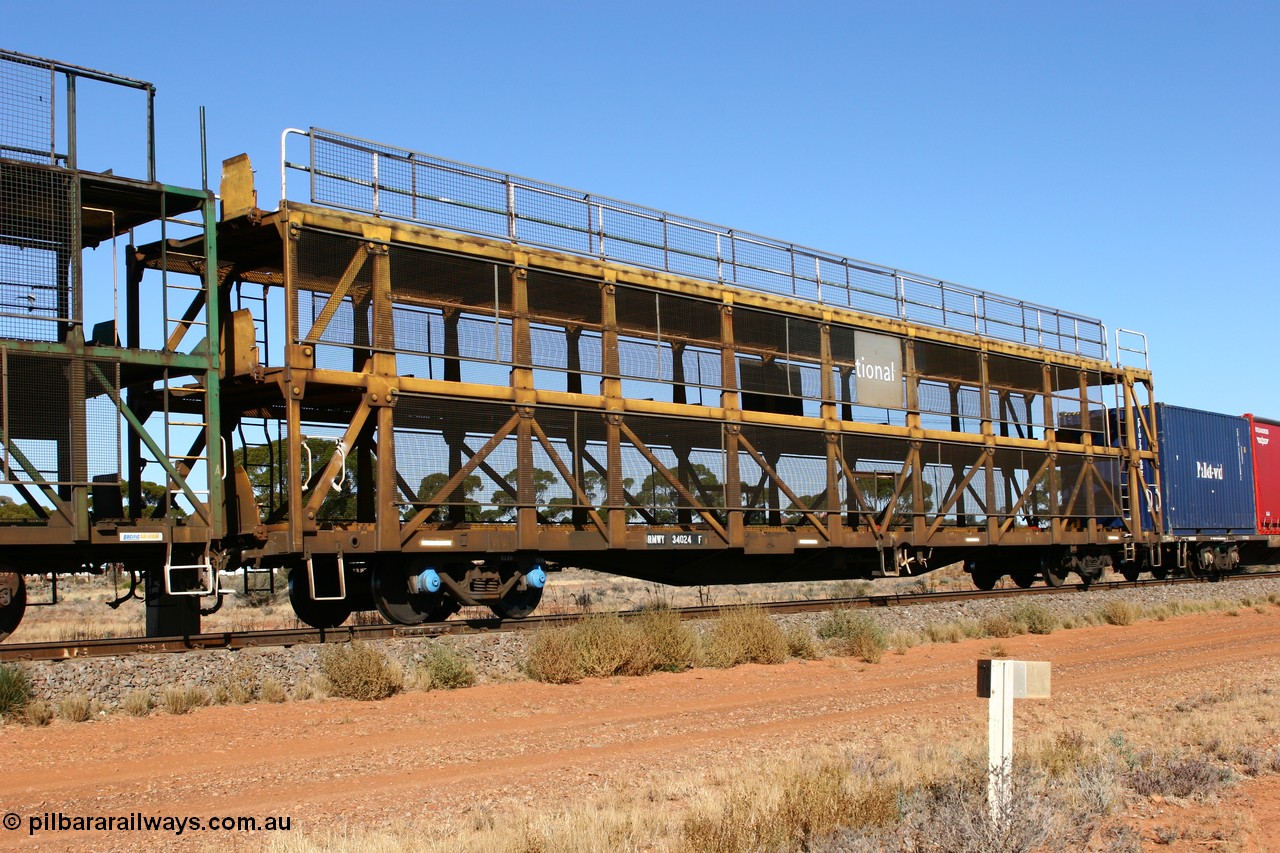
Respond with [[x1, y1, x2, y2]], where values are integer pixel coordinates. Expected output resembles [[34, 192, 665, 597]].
[[8, 1, 1277, 415]]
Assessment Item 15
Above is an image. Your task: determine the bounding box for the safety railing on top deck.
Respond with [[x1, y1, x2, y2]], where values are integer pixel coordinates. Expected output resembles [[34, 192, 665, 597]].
[[0, 48, 156, 178], [282, 127, 1126, 363]]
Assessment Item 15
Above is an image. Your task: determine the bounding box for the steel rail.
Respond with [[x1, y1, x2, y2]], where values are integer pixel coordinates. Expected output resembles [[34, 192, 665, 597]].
[[4, 570, 1278, 663]]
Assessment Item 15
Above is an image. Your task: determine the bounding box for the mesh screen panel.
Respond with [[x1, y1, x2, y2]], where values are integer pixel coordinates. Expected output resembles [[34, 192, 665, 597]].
[[991, 447, 1050, 518], [1, 349, 120, 485], [838, 432, 913, 523], [618, 412, 726, 522], [394, 397, 520, 519], [0, 55, 53, 163], [738, 423, 831, 518], [0, 163, 75, 340]]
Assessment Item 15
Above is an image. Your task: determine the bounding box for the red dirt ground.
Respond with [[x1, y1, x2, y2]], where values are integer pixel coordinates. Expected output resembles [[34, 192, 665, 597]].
[[5, 608, 1280, 852]]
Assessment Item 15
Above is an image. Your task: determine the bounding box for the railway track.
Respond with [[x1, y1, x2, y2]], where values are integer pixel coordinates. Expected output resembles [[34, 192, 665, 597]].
[[4, 570, 1278, 663]]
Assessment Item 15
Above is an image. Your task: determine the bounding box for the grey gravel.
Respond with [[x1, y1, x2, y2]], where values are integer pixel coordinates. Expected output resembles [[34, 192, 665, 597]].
[[16, 575, 1280, 712]]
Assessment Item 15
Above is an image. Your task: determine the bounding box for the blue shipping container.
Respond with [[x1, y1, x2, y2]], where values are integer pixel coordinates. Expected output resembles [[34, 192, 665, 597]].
[[1155, 404, 1256, 535]]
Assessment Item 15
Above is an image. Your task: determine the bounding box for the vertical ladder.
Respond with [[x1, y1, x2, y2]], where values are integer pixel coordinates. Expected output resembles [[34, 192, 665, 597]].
[[1112, 382, 1133, 527], [234, 280, 271, 366], [160, 368, 212, 517]]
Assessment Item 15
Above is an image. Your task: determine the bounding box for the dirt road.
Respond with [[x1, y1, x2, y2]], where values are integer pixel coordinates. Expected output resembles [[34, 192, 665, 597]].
[[5, 607, 1280, 851]]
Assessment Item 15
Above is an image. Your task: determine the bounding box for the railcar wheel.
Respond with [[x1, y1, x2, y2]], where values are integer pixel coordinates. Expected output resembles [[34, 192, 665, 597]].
[[0, 571, 26, 641], [288, 567, 352, 630], [1121, 566, 1141, 583], [490, 558, 547, 619], [1043, 566, 1067, 588], [371, 561, 447, 625], [1150, 566, 1170, 581], [972, 571, 999, 591], [1012, 573, 1036, 589], [424, 598, 462, 623]]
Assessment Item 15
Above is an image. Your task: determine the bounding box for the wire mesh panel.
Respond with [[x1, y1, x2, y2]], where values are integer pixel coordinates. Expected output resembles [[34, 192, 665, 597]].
[[617, 412, 726, 523], [83, 358, 122, 482], [0, 163, 76, 341], [914, 340, 984, 434], [613, 284, 724, 406], [0, 54, 53, 163], [918, 441, 989, 526], [290, 128, 1117, 361], [839, 433, 915, 526], [393, 397, 521, 521], [0, 349, 120, 486], [991, 447, 1051, 521], [292, 229, 374, 368], [737, 422, 831, 522], [734, 307, 824, 417], [390, 242, 512, 385]]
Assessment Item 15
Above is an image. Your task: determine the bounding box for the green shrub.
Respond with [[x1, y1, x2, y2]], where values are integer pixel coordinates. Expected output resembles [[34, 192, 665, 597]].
[[703, 607, 788, 668], [319, 642, 404, 701], [818, 609, 888, 663], [0, 663, 32, 717], [417, 644, 477, 690], [1010, 602, 1058, 635]]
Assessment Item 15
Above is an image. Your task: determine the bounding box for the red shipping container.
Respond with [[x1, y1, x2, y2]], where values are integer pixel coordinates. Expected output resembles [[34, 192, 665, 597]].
[[1246, 414, 1280, 535]]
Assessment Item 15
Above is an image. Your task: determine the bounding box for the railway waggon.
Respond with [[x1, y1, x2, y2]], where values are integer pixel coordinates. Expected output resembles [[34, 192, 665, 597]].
[[0, 49, 1276, 641]]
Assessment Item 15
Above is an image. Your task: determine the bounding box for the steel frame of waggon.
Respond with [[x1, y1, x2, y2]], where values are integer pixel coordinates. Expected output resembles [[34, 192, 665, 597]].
[[2, 49, 1264, 641]]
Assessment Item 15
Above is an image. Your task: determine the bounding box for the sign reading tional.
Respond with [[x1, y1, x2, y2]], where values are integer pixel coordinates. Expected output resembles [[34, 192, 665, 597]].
[[853, 330, 904, 408], [646, 533, 707, 548]]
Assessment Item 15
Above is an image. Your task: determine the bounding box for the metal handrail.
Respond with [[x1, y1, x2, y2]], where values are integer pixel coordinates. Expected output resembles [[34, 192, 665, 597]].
[[281, 127, 1133, 363]]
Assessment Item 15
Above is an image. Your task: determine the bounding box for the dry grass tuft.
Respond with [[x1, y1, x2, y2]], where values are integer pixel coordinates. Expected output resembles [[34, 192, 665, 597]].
[[22, 699, 53, 727], [703, 607, 788, 668], [1010, 602, 1058, 634], [524, 610, 700, 684], [784, 624, 821, 660], [980, 614, 1020, 638], [122, 690, 153, 717], [817, 610, 888, 663], [213, 662, 260, 704], [58, 692, 93, 722], [415, 644, 477, 691], [635, 606, 700, 672], [319, 642, 404, 701], [524, 626, 585, 684], [160, 685, 211, 715], [924, 621, 966, 644], [259, 677, 288, 703], [888, 630, 920, 655], [1100, 600, 1140, 626]]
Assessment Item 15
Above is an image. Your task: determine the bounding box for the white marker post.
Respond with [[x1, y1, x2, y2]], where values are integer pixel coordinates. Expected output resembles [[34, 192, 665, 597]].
[[977, 660, 1051, 823]]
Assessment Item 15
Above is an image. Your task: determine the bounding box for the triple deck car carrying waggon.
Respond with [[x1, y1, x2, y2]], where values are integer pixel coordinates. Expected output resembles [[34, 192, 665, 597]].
[[3, 49, 1266, 641]]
